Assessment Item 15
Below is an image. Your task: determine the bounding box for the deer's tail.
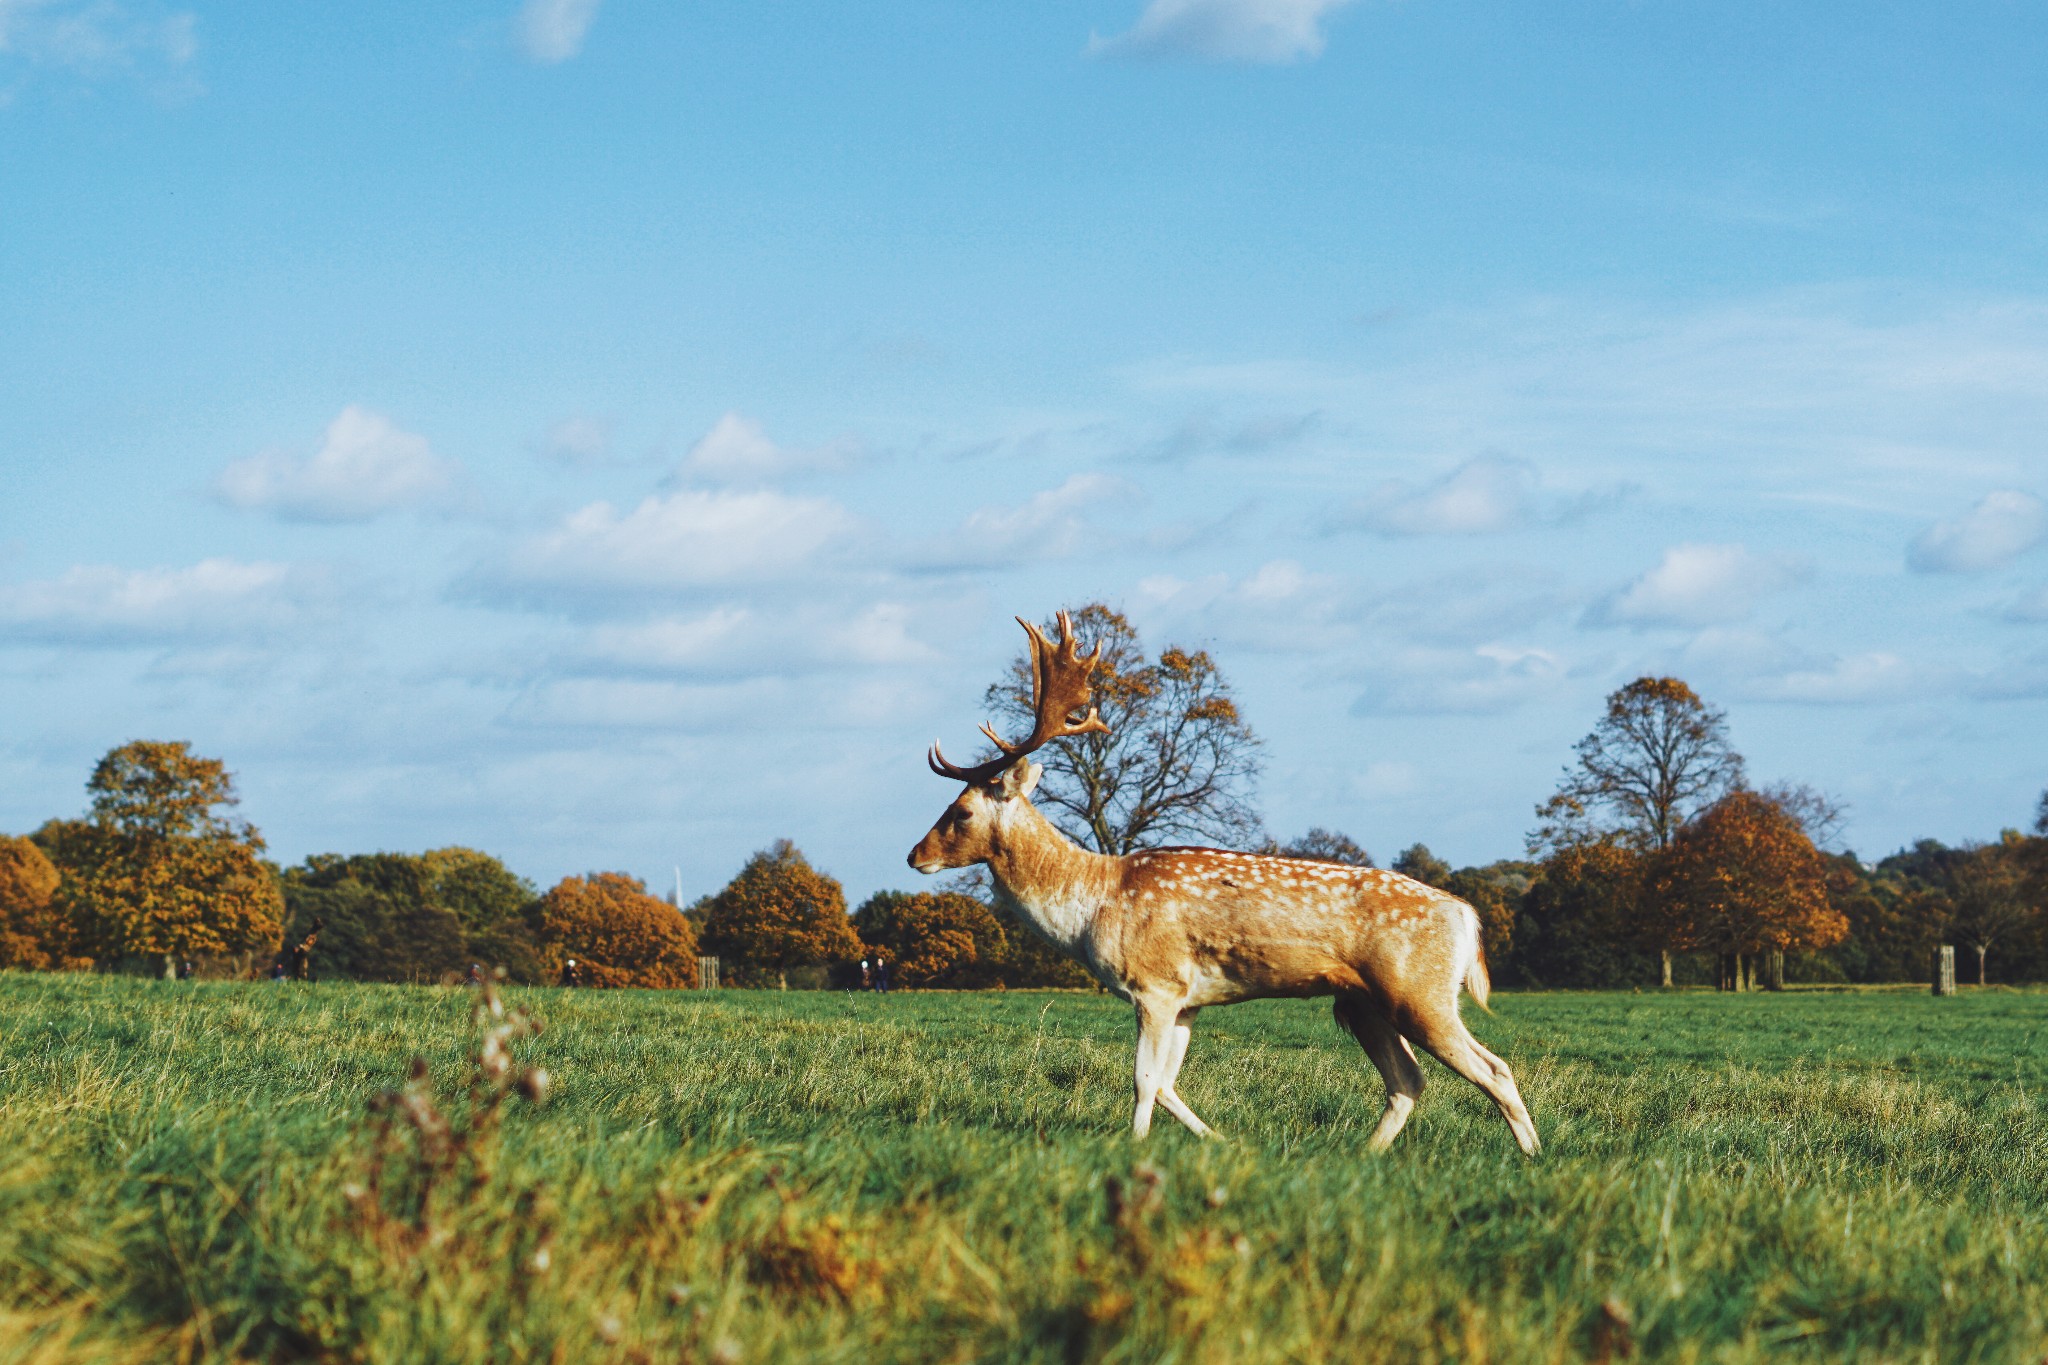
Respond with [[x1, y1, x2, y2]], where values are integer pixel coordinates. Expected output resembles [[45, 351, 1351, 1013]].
[[1463, 905, 1492, 1013]]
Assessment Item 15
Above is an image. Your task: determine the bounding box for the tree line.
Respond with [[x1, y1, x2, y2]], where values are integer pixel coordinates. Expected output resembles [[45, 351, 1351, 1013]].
[[3, 605, 2044, 989]]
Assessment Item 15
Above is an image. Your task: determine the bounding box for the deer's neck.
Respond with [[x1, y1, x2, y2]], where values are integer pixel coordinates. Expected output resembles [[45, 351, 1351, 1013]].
[[984, 800, 1118, 952]]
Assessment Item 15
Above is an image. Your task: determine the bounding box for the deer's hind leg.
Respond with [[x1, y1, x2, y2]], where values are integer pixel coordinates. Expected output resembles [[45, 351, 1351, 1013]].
[[1155, 1008, 1216, 1138], [1333, 993, 1426, 1151], [1402, 1002, 1540, 1156]]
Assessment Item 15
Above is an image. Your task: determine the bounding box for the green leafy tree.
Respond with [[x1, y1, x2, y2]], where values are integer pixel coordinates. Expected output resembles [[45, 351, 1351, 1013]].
[[1512, 839, 1654, 989], [534, 873, 698, 989], [700, 840, 860, 989], [1266, 828, 1373, 866], [282, 854, 468, 983], [982, 604, 1263, 854], [1391, 843, 1453, 887], [46, 741, 284, 974]]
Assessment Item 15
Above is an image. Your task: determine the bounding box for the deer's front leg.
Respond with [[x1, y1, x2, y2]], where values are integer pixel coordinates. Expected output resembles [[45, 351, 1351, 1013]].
[[1131, 1001, 1177, 1138]]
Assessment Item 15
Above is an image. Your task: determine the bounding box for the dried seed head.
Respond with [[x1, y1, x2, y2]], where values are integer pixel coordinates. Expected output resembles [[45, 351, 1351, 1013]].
[[408, 1057, 430, 1082], [517, 1069, 551, 1103], [1207, 1185, 1229, 1208], [528, 1246, 552, 1273], [595, 1314, 622, 1344], [709, 1338, 743, 1365]]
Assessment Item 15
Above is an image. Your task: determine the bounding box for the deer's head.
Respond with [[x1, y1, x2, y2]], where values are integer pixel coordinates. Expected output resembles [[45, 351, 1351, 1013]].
[[908, 611, 1110, 874]]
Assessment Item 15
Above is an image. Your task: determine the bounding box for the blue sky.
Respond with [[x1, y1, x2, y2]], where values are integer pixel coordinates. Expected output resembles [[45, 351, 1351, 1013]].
[[3, 0, 2046, 904]]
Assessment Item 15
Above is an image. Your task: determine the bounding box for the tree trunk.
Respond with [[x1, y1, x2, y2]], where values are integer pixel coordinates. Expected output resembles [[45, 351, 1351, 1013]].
[[163, 954, 177, 981], [1717, 952, 1737, 992], [778, 970, 788, 991], [1977, 945, 1987, 987], [1932, 945, 1956, 996], [1764, 950, 1784, 991], [1660, 950, 1673, 989]]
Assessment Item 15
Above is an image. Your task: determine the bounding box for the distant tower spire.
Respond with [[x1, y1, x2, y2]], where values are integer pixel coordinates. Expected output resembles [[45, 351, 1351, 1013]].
[[674, 865, 683, 908]]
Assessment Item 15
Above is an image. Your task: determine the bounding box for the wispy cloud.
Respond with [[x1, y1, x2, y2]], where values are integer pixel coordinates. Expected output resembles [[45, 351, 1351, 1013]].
[[1907, 490, 2046, 574], [486, 487, 860, 600], [1087, 0, 1354, 64], [0, 558, 318, 645], [0, 0, 196, 87], [1588, 544, 1808, 630], [678, 412, 853, 485], [534, 415, 613, 466], [555, 601, 941, 681], [909, 473, 1134, 571], [1338, 455, 1537, 537], [213, 406, 461, 523], [1350, 642, 1569, 716], [515, 0, 601, 64]]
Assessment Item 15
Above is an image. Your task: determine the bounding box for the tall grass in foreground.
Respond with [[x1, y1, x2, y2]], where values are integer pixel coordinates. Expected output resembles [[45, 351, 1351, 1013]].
[[0, 974, 2043, 1363]]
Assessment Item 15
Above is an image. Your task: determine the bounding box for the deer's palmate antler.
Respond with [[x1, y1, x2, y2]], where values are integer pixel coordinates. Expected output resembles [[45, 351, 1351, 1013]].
[[927, 611, 1110, 785], [909, 609, 1538, 1156]]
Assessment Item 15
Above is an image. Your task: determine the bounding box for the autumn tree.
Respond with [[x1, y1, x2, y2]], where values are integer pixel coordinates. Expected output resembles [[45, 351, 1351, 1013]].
[[1643, 790, 1846, 990], [534, 872, 698, 989], [700, 840, 860, 988], [853, 890, 1008, 988], [0, 834, 72, 970], [1536, 677, 1746, 985], [981, 604, 1262, 854], [1944, 837, 2037, 985], [46, 741, 284, 975]]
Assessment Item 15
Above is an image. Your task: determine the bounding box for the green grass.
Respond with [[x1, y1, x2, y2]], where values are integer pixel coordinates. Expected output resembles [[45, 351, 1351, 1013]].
[[0, 974, 2043, 1363]]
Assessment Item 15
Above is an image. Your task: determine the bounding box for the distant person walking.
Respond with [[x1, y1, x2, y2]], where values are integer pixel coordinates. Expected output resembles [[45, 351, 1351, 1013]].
[[465, 963, 484, 987], [288, 918, 325, 982], [860, 959, 873, 991], [559, 958, 582, 988], [874, 955, 890, 994], [269, 960, 287, 982]]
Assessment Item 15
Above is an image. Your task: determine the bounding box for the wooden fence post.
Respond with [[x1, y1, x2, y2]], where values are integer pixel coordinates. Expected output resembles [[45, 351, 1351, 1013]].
[[697, 955, 720, 990], [1932, 945, 1955, 997]]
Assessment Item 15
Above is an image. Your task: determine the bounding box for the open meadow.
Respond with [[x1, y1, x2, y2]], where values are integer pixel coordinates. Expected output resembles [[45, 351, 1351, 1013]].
[[0, 974, 2044, 1364]]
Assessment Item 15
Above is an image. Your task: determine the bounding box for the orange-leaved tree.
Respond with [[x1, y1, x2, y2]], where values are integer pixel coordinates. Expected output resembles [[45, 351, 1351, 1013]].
[[0, 834, 75, 970], [43, 741, 284, 975], [1644, 789, 1845, 990], [700, 839, 859, 989], [853, 890, 1008, 988], [534, 872, 698, 989]]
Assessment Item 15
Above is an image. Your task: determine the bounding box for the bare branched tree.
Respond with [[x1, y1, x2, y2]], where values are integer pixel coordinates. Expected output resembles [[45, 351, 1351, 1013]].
[[1945, 840, 2037, 985], [1532, 676, 1746, 987], [982, 603, 1263, 855]]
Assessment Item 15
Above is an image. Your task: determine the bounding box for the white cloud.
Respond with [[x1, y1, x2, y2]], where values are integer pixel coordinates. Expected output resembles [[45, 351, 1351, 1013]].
[[0, 558, 312, 645], [1344, 455, 1537, 537], [565, 602, 938, 679], [214, 406, 460, 523], [0, 0, 196, 78], [1087, 0, 1354, 63], [493, 487, 859, 596], [1590, 543, 1807, 630], [1351, 643, 1568, 715], [1138, 559, 1349, 652], [1907, 490, 2046, 574], [535, 415, 612, 466], [516, 0, 600, 63], [679, 412, 851, 484], [912, 473, 1133, 571]]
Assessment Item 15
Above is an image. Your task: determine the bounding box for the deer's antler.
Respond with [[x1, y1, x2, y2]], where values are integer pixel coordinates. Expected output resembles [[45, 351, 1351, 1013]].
[[929, 611, 1111, 785]]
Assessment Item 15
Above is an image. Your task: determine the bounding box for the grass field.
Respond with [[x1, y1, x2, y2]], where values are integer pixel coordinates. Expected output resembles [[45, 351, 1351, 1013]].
[[0, 974, 2043, 1364]]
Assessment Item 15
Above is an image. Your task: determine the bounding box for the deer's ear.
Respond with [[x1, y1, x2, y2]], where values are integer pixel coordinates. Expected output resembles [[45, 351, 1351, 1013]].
[[999, 757, 1042, 801]]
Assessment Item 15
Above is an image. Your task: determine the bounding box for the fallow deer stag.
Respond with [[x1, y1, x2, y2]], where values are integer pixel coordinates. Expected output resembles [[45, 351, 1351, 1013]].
[[908, 611, 1539, 1154]]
